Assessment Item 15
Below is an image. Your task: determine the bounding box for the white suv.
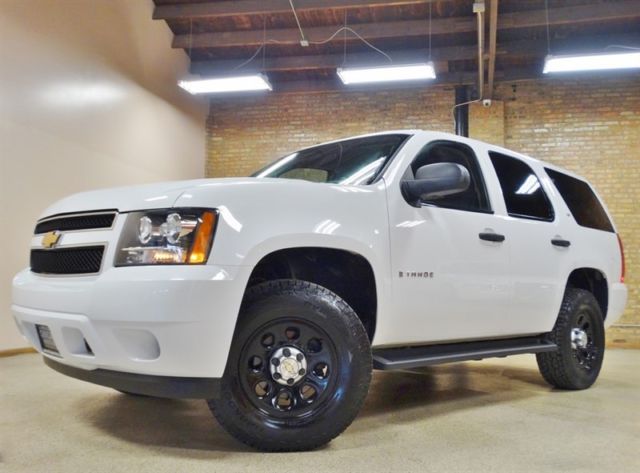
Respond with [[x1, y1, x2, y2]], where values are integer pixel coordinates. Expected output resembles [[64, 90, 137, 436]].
[[12, 130, 627, 451]]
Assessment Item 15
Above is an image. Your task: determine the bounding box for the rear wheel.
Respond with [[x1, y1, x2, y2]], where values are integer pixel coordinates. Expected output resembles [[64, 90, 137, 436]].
[[209, 279, 372, 451], [537, 288, 605, 390]]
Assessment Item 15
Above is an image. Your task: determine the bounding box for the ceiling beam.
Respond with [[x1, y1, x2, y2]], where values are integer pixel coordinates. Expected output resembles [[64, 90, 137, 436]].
[[174, 18, 472, 49], [172, 0, 640, 49], [190, 44, 482, 74], [486, 0, 498, 99], [190, 32, 640, 76], [154, 0, 444, 21]]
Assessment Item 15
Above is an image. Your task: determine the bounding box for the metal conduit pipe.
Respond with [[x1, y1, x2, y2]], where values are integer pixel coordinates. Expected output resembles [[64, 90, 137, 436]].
[[474, 1, 485, 101], [454, 2, 485, 136]]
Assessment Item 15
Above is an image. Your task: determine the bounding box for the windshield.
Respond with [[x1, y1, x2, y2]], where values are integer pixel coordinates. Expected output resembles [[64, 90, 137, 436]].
[[252, 134, 409, 185]]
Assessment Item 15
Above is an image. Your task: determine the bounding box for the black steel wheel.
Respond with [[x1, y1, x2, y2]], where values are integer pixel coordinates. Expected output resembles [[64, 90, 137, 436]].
[[537, 288, 605, 390], [209, 279, 372, 451], [239, 317, 338, 419]]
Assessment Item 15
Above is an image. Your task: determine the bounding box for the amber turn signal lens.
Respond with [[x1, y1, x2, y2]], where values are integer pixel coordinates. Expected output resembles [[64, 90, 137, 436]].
[[189, 211, 216, 264]]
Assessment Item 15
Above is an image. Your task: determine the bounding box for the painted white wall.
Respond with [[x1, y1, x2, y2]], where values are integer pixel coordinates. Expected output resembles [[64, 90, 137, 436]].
[[0, 0, 207, 350]]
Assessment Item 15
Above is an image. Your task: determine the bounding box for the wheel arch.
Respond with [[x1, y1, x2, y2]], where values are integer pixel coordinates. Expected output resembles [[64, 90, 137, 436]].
[[565, 267, 609, 319], [244, 246, 379, 342]]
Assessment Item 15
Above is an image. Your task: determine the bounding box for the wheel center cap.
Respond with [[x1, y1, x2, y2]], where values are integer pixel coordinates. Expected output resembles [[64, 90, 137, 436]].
[[571, 328, 588, 349], [270, 346, 307, 386]]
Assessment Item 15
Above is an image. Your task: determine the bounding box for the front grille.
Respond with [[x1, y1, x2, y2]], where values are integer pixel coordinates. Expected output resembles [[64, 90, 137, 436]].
[[35, 212, 116, 234], [30, 246, 105, 275]]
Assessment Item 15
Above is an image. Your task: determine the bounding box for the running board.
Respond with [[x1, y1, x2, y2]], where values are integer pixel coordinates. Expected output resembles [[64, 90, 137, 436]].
[[372, 336, 557, 370]]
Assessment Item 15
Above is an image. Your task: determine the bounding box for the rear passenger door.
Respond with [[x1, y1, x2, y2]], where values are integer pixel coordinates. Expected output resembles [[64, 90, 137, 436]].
[[488, 152, 569, 333]]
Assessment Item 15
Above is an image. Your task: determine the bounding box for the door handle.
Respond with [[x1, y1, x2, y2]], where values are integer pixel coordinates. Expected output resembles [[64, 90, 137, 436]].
[[479, 232, 505, 242], [551, 238, 571, 248]]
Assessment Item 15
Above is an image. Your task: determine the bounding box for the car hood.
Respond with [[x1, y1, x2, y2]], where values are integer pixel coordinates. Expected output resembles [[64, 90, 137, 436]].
[[38, 177, 372, 218]]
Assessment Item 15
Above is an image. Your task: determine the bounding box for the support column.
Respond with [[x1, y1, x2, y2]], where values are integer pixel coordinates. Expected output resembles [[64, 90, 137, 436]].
[[454, 86, 469, 137]]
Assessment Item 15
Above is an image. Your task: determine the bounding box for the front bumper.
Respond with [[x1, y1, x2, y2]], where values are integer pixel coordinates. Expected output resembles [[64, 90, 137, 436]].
[[12, 264, 251, 380], [43, 356, 221, 398]]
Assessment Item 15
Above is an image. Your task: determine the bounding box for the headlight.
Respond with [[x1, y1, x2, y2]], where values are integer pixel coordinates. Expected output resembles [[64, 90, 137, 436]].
[[115, 209, 217, 266]]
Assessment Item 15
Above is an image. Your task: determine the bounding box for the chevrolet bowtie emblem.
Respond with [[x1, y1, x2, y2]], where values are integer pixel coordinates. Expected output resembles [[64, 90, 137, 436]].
[[42, 231, 61, 249]]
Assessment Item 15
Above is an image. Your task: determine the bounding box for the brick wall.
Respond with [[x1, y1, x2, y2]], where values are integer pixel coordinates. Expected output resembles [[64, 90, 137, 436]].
[[470, 99, 505, 146], [206, 75, 640, 346], [206, 88, 454, 178]]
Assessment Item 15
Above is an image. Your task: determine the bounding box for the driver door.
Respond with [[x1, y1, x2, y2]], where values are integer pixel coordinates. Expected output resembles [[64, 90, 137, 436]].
[[381, 140, 513, 345]]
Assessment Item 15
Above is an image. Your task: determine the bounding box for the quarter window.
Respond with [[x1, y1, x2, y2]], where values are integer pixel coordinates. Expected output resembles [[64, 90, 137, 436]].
[[489, 152, 554, 221], [545, 168, 614, 232]]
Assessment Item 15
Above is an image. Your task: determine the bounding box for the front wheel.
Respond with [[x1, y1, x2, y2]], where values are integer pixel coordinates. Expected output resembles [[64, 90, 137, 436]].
[[537, 288, 605, 390], [209, 279, 372, 451]]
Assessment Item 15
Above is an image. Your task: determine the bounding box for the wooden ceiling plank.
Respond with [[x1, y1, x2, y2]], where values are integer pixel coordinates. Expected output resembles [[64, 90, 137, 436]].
[[173, 18, 473, 48], [172, 0, 640, 49], [154, 0, 446, 21], [190, 30, 640, 76]]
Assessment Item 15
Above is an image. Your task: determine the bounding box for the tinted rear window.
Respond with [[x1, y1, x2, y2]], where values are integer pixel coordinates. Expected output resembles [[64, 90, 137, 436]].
[[545, 168, 614, 232], [490, 152, 554, 221]]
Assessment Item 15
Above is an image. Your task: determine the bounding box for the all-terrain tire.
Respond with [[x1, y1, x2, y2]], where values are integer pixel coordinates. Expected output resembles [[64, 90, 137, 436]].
[[208, 279, 372, 451], [536, 288, 605, 390]]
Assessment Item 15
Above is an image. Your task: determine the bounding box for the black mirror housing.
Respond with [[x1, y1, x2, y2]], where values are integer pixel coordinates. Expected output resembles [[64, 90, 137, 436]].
[[402, 162, 471, 206]]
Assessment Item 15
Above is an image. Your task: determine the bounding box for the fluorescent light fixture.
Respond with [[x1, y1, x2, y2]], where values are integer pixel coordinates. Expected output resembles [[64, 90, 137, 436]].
[[543, 52, 640, 74], [178, 74, 272, 94], [337, 63, 436, 85]]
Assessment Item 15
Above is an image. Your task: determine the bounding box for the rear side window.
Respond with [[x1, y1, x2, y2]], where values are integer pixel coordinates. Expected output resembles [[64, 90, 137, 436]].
[[545, 168, 614, 232], [489, 152, 554, 221]]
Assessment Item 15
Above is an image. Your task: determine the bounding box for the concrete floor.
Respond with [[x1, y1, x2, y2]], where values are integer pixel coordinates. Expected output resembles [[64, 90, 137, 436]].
[[1, 351, 638, 473]]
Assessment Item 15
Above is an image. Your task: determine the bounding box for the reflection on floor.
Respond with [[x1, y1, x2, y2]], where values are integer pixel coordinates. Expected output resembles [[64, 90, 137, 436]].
[[1, 350, 638, 472]]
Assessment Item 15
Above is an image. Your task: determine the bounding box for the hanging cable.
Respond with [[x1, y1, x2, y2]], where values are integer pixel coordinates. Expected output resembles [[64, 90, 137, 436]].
[[232, 16, 267, 71], [307, 27, 393, 62], [233, 44, 265, 71], [262, 14, 267, 71], [188, 18, 193, 60], [343, 10, 348, 65], [605, 44, 640, 51], [544, 0, 551, 55], [428, 2, 433, 61], [232, 25, 393, 71], [289, 0, 308, 45]]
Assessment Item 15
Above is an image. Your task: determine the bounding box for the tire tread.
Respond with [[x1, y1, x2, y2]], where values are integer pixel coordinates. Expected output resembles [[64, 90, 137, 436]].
[[209, 279, 372, 452], [536, 288, 604, 390]]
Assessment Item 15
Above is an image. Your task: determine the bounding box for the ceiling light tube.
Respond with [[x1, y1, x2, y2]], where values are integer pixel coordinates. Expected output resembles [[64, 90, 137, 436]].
[[178, 74, 272, 94], [543, 52, 640, 74], [337, 63, 436, 85]]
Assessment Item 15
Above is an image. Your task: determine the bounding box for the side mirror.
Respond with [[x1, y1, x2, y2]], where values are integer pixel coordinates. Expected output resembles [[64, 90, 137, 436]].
[[402, 162, 470, 205]]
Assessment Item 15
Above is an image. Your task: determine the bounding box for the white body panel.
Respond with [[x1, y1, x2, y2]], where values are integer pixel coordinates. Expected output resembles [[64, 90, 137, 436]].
[[12, 130, 627, 379]]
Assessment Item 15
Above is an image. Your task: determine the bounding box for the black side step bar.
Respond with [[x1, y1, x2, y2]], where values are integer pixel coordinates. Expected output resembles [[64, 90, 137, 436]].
[[372, 336, 557, 370]]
